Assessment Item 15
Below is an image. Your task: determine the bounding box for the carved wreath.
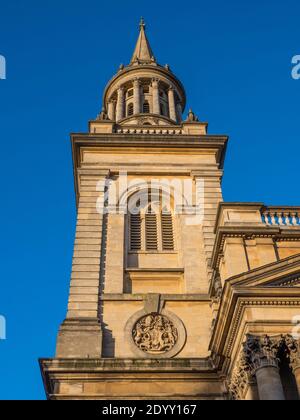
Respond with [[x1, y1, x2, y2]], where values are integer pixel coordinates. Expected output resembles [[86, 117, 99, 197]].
[[132, 313, 178, 354]]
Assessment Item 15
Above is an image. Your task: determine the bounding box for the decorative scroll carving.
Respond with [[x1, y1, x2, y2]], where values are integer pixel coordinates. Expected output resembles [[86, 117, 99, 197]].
[[132, 313, 178, 355], [285, 335, 300, 371], [214, 275, 223, 300], [228, 353, 252, 400]]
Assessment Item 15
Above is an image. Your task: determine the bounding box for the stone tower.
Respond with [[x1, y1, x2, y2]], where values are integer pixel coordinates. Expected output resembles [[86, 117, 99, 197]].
[[40, 20, 300, 400]]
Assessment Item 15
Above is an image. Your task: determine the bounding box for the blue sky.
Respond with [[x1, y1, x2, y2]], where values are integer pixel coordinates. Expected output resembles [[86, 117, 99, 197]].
[[0, 0, 299, 400]]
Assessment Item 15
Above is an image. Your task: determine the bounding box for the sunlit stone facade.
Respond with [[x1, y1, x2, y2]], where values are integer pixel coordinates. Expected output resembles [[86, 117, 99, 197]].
[[40, 20, 300, 400]]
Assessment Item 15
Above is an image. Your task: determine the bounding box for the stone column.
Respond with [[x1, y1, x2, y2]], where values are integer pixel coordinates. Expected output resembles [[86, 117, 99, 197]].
[[55, 170, 109, 358], [133, 78, 141, 115], [168, 87, 177, 121], [244, 335, 285, 400], [176, 102, 183, 122], [293, 366, 300, 398], [152, 79, 160, 115], [285, 335, 300, 398], [116, 86, 125, 121], [107, 100, 115, 120]]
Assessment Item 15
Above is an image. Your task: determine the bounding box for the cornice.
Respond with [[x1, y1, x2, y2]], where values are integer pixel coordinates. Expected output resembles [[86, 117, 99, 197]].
[[211, 226, 300, 269], [71, 133, 228, 207]]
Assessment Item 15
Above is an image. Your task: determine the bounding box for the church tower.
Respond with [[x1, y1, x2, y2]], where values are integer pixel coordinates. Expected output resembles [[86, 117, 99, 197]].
[[40, 21, 300, 400]]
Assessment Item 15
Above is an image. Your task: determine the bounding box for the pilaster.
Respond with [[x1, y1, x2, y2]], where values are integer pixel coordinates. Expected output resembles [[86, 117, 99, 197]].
[[56, 170, 109, 358]]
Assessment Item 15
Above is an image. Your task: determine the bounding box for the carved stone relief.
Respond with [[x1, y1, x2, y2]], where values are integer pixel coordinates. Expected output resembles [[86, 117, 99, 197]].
[[132, 313, 178, 355]]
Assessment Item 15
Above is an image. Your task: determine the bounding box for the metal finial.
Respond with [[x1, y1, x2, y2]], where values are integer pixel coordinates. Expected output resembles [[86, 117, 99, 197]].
[[140, 17, 145, 29]]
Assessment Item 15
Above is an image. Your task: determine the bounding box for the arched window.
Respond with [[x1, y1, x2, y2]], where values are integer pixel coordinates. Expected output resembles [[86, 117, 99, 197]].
[[129, 191, 175, 252], [143, 101, 150, 113], [127, 89, 133, 98], [127, 103, 134, 117]]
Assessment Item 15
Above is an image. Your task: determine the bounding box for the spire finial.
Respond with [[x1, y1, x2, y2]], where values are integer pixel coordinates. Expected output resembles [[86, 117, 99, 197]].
[[140, 17, 145, 30], [130, 18, 155, 64]]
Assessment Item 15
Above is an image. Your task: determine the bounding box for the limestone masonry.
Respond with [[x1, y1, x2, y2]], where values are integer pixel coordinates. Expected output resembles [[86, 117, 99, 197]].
[[40, 20, 300, 400]]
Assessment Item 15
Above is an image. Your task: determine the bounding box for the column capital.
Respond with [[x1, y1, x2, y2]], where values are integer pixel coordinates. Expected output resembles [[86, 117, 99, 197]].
[[133, 78, 140, 86], [151, 78, 160, 87], [243, 334, 281, 374], [285, 335, 300, 371]]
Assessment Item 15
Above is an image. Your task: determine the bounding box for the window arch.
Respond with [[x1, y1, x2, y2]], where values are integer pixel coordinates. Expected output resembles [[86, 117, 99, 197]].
[[128, 190, 175, 252], [127, 103, 134, 117], [143, 101, 150, 113]]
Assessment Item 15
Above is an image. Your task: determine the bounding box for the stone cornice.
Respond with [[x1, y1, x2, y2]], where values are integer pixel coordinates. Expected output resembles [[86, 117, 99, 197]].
[[40, 357, 221, 400], [71, 133, 228, 207], [100, 293, 211, 302], [211, 226, 300, 269], [214, 203, 265, 234], [40, 357, 215, 372]]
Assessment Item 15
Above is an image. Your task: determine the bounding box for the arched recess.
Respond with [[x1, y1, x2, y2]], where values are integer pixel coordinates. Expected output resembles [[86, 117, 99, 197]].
[[126, 188, 176, 253]]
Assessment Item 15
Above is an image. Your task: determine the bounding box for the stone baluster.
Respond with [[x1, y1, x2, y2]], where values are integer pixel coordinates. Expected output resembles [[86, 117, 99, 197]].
[[262, 212, 270, 225], [116, 86, 125, 121], [152, 79, 160, 115], [291, 212, 298, 225], [263, 209, 300, 226], [279, 211, 285, 225], [133, 78, 141, 115], [284, 212, 291, 226], [270, 212, 277, 226], [243, 335, 285, 400]]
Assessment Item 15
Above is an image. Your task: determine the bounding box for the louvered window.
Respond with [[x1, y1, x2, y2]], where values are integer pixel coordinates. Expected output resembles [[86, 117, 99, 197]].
[[130, 213, 142, 250], [145, 211, 158, 250], [143, 101, 150, 113], [127, 103, 134, 117], [129, 192, 175, 252], [161, 212, 174, 250]]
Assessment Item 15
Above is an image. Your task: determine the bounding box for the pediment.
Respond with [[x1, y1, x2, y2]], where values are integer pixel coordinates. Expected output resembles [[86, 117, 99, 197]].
[[263, 275, 300, 288]]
